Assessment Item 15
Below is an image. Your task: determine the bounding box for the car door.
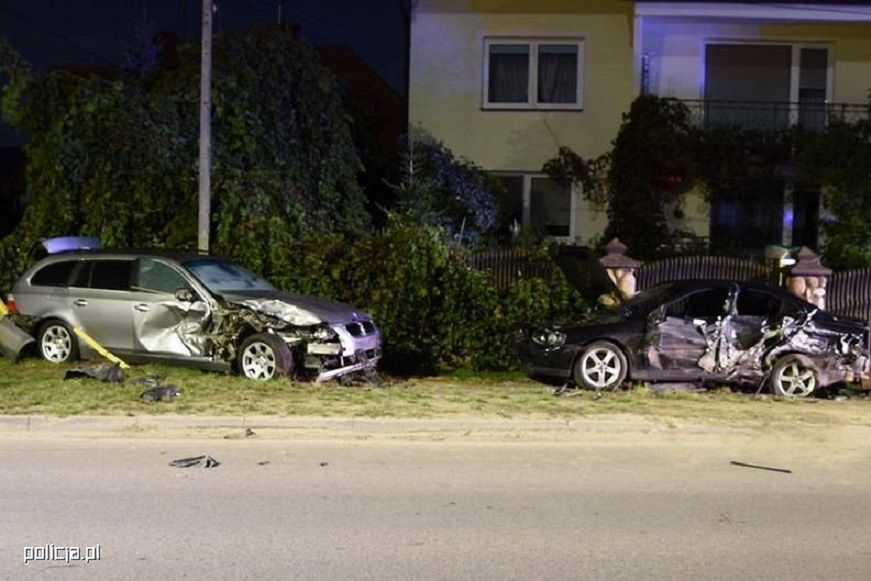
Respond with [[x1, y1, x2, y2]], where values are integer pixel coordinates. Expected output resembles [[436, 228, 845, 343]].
[[643, 285, 733, 378], [128, 257, 212, 357], [68, 259, 137, 351]]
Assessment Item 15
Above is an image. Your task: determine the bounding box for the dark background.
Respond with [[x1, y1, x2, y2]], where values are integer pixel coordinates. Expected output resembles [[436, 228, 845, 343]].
[[0, 0, 409, 146]]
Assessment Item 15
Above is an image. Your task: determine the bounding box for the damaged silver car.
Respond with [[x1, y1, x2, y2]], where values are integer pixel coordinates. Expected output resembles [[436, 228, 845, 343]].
[[7, 249, 381, 381], [519, 280, 869, 397]]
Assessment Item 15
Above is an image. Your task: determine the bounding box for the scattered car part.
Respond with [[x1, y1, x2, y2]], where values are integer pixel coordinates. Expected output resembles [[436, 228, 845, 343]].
[[140, 385, 180, 402], [730, 461, 792, 474], [64, 363, 124, 383], [0, 318, 35, 361], [169, 455, 220, 468]]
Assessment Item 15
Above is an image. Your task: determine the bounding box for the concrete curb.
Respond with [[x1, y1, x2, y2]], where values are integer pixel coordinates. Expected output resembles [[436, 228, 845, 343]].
[[0, 414, 751, 436]]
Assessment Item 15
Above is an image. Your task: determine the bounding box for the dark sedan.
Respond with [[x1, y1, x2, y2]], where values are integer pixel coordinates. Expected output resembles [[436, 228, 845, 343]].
[[519, 280, 869, 397]]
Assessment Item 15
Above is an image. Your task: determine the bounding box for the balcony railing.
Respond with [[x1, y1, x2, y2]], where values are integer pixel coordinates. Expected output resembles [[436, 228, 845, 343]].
[[680, 99, 870, 131]]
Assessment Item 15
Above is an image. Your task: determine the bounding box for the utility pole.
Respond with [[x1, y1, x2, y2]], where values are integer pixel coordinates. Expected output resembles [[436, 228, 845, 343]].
[[198, 0, 213, 254], [277, 1, 283, 24]]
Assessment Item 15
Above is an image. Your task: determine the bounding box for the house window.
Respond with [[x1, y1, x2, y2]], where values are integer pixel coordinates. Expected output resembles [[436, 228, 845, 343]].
[[493, 173, 574, 240], [484, 38, 584, 109]]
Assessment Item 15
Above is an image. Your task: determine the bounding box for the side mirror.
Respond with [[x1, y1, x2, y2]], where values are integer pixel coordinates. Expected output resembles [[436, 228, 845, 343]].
[[175, 288, 195, 302]]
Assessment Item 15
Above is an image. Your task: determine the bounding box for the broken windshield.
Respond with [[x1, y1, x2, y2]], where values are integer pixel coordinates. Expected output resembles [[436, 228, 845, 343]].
[[184, 259, 275, 293]]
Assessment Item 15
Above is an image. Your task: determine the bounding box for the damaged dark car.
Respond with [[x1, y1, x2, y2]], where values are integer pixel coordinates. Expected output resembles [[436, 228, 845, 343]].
[[7, 249, 381, 381], [519, 280, 869, 397]]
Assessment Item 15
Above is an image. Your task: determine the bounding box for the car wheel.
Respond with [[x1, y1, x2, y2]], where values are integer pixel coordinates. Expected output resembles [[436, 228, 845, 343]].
[[573, 341, 628, 391], [37, 320, 79, 363], [237, 333, 293, 380], [770, 355, 818, 398]]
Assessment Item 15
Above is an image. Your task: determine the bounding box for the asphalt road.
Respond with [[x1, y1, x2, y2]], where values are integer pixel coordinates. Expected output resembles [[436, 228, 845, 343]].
[[2, 433, 871, 580]]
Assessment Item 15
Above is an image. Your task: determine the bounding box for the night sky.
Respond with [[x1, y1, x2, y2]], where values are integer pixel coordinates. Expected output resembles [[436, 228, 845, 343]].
[[0, 0, 408, 146]]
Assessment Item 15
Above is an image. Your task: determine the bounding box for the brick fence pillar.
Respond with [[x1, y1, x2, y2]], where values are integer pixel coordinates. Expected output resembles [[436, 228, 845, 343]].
[[599, 238, 641, 300], [786, 247, 831, 310]]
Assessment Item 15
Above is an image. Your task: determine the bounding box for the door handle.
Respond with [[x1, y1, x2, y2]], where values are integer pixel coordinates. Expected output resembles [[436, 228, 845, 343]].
[[134, 304, 150, 312], [73, 299, 88, 307]]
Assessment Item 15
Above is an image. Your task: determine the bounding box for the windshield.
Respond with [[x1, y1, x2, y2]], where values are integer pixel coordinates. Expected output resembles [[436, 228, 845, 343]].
[[623, 282, 677, 317], [184, 259, 275, 293]]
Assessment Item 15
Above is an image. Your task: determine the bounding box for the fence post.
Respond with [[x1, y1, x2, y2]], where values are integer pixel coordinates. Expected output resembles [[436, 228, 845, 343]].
[[599, 238, 641, 299], [787, 247, 831, 310]]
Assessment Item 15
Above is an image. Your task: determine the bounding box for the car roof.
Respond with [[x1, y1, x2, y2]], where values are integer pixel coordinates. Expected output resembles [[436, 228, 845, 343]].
[[33, 249, 225, 264], [659, 279, 802, 300]]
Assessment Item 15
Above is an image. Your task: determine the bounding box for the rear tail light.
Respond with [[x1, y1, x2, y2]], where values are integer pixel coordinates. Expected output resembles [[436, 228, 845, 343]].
[[5, 294, 18, 315]]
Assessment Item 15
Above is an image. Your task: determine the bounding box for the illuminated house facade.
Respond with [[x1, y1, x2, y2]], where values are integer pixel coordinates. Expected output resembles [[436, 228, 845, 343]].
[[408, 0, 871, 255]]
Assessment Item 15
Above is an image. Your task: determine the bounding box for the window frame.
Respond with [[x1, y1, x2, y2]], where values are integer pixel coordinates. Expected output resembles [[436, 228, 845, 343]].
[[29, 260, 77, 288], [133, 257, 195, 296], [491, 172, 576, 242], [483, 37, 585, 110]]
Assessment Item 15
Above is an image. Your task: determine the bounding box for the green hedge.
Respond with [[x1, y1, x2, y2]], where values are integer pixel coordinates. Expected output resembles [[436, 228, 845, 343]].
[[255, 216, 587, 372]]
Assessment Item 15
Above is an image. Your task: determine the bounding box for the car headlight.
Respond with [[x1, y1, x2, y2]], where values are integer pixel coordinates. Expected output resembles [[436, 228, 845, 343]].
[[532, 329, 566, 348], [312, 325, 337, 341]]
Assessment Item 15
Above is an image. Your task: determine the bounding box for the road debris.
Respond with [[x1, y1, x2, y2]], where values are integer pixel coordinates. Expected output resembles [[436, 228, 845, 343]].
[[64, 363, 124, 383], [169, 455, 220, 468], [140, 385, 181, 402], [730, 461, 792, 474]]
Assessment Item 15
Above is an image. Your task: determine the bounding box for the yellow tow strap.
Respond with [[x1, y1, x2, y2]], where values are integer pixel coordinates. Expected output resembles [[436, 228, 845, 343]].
[[73, 326, 130, 369]]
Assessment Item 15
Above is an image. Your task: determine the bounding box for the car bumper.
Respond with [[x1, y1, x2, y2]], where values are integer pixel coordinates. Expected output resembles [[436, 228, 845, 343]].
[[517, 341, 578, 380]]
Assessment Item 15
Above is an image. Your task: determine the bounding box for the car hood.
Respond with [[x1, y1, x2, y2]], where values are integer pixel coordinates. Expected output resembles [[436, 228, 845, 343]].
[[548, 308, 628, 330], [220, 290, 371, 326]]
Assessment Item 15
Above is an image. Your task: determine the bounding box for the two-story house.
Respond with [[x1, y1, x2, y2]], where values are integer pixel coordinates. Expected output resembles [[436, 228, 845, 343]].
[[408, 1, 871, 256]]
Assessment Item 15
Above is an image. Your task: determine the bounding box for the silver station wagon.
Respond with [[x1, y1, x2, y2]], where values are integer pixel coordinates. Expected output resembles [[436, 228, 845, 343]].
[[8, 248, 381, 381]]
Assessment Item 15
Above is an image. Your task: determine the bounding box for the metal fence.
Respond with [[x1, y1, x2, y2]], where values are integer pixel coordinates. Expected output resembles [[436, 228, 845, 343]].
[[636, 255, 780, 291], [465, 247, 552, 291], [827, 269, 871, 324], [466, 244, 871, 328], [680, 99, 870, 132]]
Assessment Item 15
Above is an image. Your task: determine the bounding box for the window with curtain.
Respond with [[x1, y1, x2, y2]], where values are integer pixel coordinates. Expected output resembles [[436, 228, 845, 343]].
[[488, 44, 529, 103], [485, 39, 583, 109], [538, 44, 578, 104]]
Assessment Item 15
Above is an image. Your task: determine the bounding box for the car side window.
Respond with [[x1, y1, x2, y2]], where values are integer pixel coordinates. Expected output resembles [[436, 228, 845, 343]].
[[664, 288, 729, 320], [30, 261, 76, 287], [70, 261, 92, 288], [736, 289, 784, 319], [136, 258, 189, 295], [89, 260, 134, 291]]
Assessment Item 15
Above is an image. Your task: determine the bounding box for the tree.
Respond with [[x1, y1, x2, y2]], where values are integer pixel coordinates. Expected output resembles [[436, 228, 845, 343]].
[[797, 118, 871, 269], [544, 95, 700, 258], [393, 128, 500, 244], [0, 25, 368, 288]]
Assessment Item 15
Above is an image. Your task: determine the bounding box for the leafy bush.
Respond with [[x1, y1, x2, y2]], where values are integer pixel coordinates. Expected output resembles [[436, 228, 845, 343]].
[[0, 27, 367, 290], [247, 216, 586, 372], [394, 129, 501, 244]]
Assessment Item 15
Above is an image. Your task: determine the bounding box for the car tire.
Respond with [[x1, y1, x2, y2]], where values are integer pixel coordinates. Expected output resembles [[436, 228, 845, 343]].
[[37, 320, 79, 363], [237, 333, 294, 380], [770, 355, 818, 398], [573, 341, 628, 391]]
